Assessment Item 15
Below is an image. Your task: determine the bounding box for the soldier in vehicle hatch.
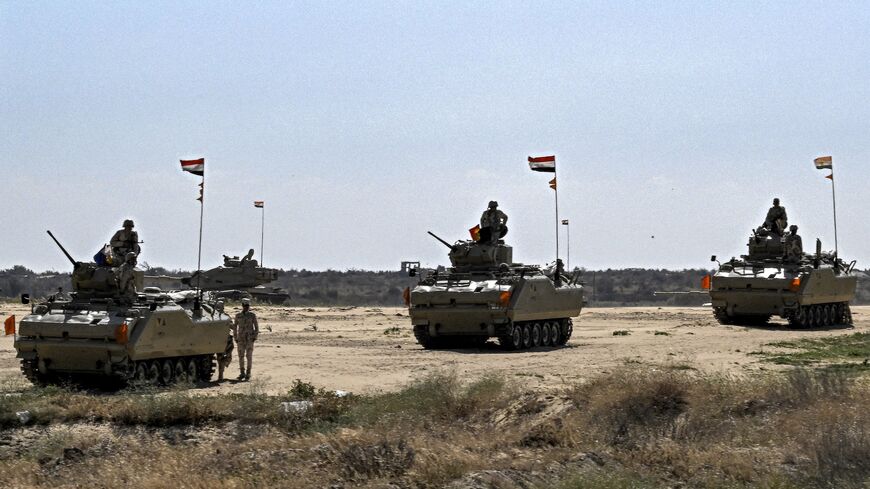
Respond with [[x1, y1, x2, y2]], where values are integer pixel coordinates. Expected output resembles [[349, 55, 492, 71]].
[[240, 249, 256, 266], [110, 219, 141, 258], [783, 224, 803, 262], [479, 201, 508, 244], [115, 252, 139, 300], [763, 198, 788, 236]]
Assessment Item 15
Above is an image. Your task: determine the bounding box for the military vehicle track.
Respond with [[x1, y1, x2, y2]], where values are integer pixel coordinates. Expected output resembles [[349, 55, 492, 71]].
[[20, 355, 218, 386], [413, 319, 573, 350]]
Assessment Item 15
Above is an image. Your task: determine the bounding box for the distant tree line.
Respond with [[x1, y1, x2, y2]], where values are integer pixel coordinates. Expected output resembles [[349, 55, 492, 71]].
[[2, 265, 868, 307]]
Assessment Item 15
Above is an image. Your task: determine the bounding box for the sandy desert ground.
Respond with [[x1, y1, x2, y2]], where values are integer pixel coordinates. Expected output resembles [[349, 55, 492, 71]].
[[0, 303, 866, 394]]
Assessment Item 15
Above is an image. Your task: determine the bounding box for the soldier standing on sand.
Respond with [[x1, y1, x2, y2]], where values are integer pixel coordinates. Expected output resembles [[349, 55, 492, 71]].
[[233, 298, 259, 381], [110, 219, 141, 258], [480, 201, 508, 244], [115, 252, 138, 301]]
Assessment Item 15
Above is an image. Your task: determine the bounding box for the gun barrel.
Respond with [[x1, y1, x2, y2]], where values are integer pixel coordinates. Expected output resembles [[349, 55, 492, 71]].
[[427, 231, 454, 250], [46, 230, 77, 266]]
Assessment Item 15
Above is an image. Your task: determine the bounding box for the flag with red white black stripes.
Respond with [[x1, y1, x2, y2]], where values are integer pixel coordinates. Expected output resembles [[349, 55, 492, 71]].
[[180, 158, 205, 176]]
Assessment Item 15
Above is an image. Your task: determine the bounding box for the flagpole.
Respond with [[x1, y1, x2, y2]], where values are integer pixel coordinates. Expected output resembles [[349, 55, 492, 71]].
[[260, 204, 265, 267], [554, 166, 560, 264], [196, 174, 204, 293], [831, 168, 838, 258], [566, 221, 570, 270]]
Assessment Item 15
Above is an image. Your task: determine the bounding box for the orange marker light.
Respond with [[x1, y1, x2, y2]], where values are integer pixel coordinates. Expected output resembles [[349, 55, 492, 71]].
[[402, 287, 411, 306], [114, 322, 129, 344], [789, 278, 801, 292], [701, 275, 712, 290], [499, 291, 512, 306]]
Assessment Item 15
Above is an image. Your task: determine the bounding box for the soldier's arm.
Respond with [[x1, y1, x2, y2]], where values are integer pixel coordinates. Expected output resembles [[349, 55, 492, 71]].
[[253, 315, 259, 336], [109, 230, 124, 247], [501, 211, 508, 224]]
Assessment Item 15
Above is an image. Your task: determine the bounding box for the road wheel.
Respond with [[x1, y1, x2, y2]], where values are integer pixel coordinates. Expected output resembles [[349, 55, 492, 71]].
[[788, 308, 803, 328], [531, 323, 542, 347], [160, 359, 174, 385], [812, 306, 822, 328], [799, 307, 811, 328], [146, 361, 161, 385], [521, 324, 532, 349], [133, 362, 148, 385], [550, 322, 561, 346], [174, 359, 188, 383], [540, 322, 552, 346], [187, 359, 198, 382]]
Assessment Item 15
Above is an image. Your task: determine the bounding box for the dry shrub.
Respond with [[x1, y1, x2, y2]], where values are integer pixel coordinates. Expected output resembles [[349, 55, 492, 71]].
[[335, 439, 415, 480], [574, 369, 688, 447], [519, 418, 573, 448], [348, 370, 511, 426], [789, 403, 870, 486], [775, 368, 851, 405]]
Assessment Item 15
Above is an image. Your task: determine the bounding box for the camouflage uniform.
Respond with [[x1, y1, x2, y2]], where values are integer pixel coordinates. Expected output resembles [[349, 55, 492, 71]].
[[480, 202, 508, 243], [764, 201, 788, 235], [110, 220, 141, 258], [115, 253, 138, 301], [233, 302, 259, 380], [783, 226, 803, 262]]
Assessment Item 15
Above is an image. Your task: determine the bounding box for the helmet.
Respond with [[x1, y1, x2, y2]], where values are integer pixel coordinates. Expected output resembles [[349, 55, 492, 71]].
[[125, 252, 137, 261], [488, 201, 498, 209], [772, 198, 780, 206], [241, 298, 251, 306], [123, 219, 134, 228], [790, 225, 798, 232]]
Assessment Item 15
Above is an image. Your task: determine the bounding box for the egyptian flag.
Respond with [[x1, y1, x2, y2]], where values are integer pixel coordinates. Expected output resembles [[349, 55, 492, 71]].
[[528, 155, 556, 172], [814, 156, 832, 170], [180, 158, 205, 176], [254, 201, 264, 208]]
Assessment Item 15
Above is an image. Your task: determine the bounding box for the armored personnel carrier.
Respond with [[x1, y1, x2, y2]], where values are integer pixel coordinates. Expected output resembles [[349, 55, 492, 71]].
[[183, 250, 278, 290], [708, 228, 857, 327], [176, 250, 290, 304], [14, 231, 232, 385], [407, 231, 584, 349]]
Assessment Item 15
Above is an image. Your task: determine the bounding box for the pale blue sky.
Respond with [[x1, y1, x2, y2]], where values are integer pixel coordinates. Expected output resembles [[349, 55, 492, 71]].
[[2, 1, 868, 272]]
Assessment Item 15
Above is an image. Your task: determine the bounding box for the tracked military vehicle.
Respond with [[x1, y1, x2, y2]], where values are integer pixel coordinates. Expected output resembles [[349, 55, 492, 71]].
[[155, 250, 290, 304], [407, 232, 584, 349], [708, 228, 857, 327], [14, 231, 232, 385]]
